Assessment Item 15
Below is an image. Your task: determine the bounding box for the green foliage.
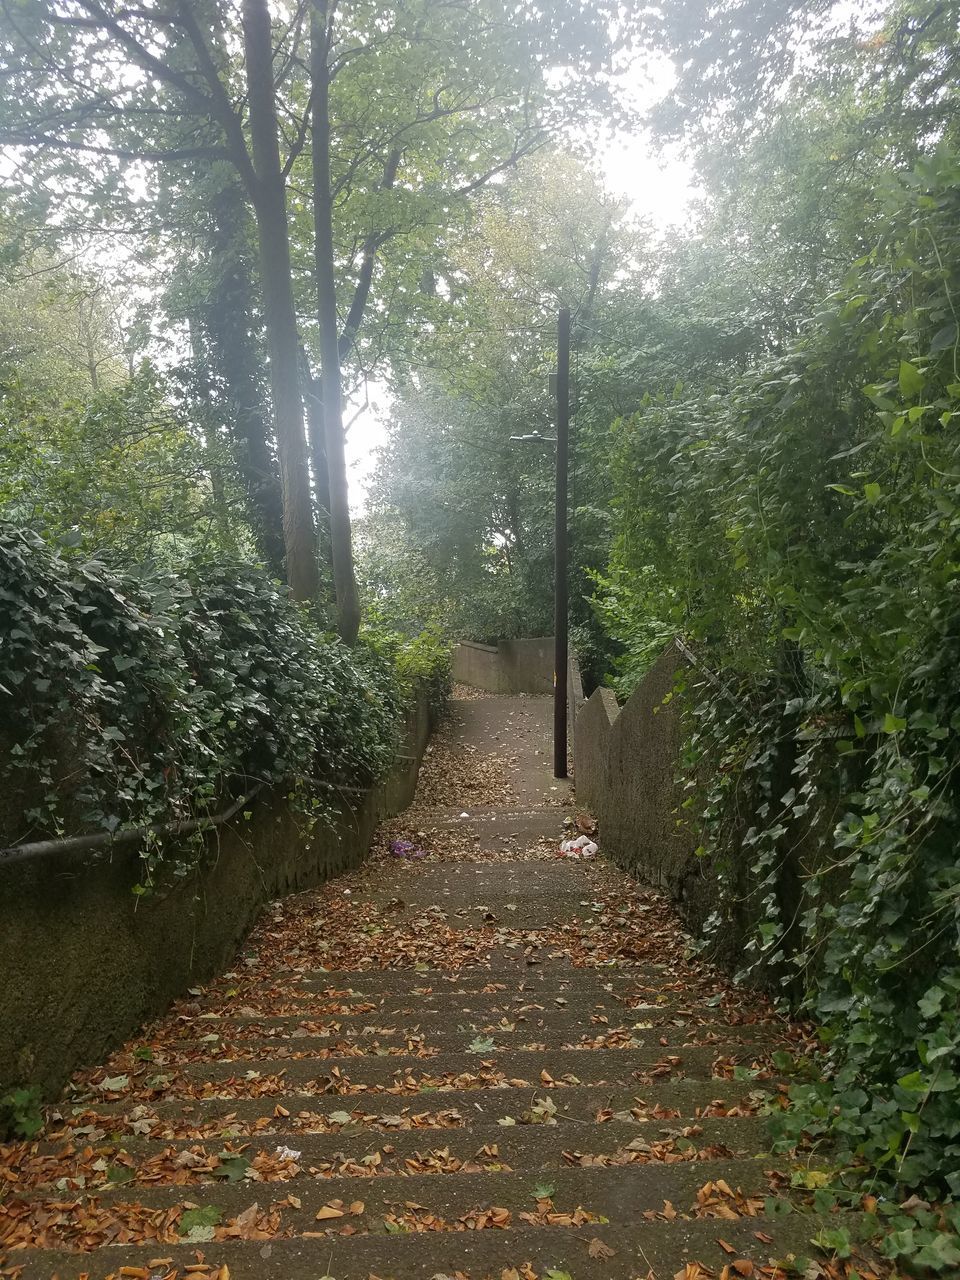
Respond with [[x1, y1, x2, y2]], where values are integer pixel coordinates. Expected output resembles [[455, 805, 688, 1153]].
[[603, 149, 960, 1218], [177, 1204, 223, 1241], [0, 367, 243, 564], [0, 525, 401, 886], [366, 152, 632, 650], [0, 246, 126, 403], [394, 625, 453, 712], [0, 1087, 43, 1140], [361, 616, 452, 716], [588, 561, 676, 699]]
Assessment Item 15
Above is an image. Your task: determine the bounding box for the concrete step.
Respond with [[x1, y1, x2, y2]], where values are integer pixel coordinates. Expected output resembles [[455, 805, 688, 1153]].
[[190, 989, 718, 1024], [6, 1153, 784, 1227], [21, 1117, 771, 1190], [177, 990, 770, 1029], [168, 1045, 762, 1093], [164, 1022, 782, 1061], [49, 1079, 776, 1141], [7, 1211, 850, 1280], [165, 1006, 783, 1043], [291, 966, 678, 994], [335, 860, 615, 897], [399, 807, 567, 839]]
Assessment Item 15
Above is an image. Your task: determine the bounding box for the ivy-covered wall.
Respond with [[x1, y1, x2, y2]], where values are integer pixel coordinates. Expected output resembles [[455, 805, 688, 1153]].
[[573, 645, 835, 984], [0, 688, 431, 1100]]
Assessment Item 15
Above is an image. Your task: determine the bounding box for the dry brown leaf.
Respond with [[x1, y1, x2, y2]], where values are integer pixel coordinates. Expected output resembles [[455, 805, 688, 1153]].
[[587, 1237, 616, 1259]]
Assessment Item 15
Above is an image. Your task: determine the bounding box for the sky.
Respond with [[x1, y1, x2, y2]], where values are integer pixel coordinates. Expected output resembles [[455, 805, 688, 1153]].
[[344, 129, 698, 512]]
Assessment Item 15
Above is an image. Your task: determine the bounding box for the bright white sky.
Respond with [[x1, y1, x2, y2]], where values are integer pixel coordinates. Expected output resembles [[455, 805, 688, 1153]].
[[345, 128, 698, 512]]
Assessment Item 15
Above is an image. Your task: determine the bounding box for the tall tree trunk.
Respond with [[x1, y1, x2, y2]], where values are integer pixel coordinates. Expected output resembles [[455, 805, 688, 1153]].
[[310, 0, 361, 643], [241, 0, 318, 602], [206, 180, 286, 574], [188, 315, 234, 547], [300, 352, 334, 578]]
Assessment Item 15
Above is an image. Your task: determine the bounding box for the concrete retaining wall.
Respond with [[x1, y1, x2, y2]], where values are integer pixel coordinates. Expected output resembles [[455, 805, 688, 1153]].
[[572, 646, 697, 895], [598, 648, 695, 895], [453, 637, 555, 695], [0, 690, 432, 1100]]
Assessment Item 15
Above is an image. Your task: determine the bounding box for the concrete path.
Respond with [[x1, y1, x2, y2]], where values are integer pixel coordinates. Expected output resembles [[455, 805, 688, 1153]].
[[0, 693, 862, 1279]]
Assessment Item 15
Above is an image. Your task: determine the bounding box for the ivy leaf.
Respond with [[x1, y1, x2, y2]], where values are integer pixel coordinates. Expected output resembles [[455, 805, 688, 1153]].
[[919, 986, 945, 1018], [899, 360, 925, 398], [882, 713, 907, 734], [178, 1205, 222, 1240], [466, 1035, 496, 1054], [813, 1226, 852, 1258], [929, 321, 958, 353], [213, 1153, 250, 1182], [912, 1231, 960, 1270]]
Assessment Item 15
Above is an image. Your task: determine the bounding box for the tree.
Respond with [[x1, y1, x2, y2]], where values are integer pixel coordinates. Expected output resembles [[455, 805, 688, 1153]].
[[163, 169, 287, 573], [0, 248, 126, 402], [0, 0, 318, 595], [239, 0, 318, 598], [367, 152, 637, 643], [0, 0, 653, 627], [310, 0, 361, 641], [291, 0, 654, 637]]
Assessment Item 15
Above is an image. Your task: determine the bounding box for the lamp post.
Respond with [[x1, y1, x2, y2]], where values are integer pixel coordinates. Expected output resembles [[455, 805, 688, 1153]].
[[553, 307, 570, 779], [510, 305, 571, 779]]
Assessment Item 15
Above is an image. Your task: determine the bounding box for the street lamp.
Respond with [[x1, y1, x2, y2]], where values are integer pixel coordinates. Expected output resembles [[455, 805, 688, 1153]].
[[509, 431, 557, 445], [510, 307, 571, 780]]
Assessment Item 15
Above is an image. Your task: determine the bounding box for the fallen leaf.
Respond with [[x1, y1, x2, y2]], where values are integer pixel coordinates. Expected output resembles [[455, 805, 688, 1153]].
[[588, 1237, 616, 1259]]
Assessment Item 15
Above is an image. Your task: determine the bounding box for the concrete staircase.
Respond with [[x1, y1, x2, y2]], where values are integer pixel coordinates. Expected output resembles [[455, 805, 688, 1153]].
[[0, 694, 855, 1280]]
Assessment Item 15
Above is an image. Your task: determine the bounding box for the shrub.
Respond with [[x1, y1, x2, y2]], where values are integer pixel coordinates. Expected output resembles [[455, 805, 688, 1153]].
[[601, 153, 960, 1219], [0, 525, 402, 886], [361, 618, 452, 716]]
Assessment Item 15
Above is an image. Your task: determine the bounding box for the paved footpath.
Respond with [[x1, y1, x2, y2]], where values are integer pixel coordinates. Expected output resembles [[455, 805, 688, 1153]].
[[0, 692, 873, 1280]]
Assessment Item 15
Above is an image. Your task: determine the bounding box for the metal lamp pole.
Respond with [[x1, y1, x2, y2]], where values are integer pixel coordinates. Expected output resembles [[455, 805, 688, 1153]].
[[553, 307, 571, 779], [510, 306, 571, 779]]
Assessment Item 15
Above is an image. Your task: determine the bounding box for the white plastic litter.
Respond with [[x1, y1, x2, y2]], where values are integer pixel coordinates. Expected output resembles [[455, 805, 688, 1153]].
[[560, 835, 598, 859]]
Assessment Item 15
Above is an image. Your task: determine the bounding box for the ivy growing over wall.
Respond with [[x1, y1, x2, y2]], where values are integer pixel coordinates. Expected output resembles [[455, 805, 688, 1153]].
[[603, 151, 960, 1253], [0, 525, 403, 888]]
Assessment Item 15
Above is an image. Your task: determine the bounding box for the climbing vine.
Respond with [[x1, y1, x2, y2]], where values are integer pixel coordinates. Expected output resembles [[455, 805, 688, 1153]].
[[603, 151, 960, 1256], [0, 527, 404, 888]]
